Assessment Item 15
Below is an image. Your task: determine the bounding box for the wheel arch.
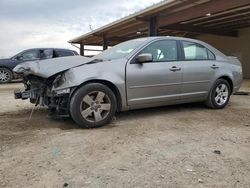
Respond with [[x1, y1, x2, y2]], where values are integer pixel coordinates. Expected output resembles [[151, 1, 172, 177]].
[[71, 79, 123, 112], [0, 66, 14, 81], [217, 76, 233, 94], [0, 66, 13, 73]]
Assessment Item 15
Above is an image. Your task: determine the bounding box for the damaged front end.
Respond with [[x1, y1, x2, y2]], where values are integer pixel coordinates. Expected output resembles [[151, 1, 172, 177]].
[[13, 56, 91, 117], [14, 73, 72, 117]]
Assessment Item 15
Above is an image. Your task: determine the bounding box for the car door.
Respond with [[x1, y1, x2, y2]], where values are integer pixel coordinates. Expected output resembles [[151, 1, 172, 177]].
[[126, 39, 183, 106], [9, 49, 40, 69], [180, 41, 218, 99]]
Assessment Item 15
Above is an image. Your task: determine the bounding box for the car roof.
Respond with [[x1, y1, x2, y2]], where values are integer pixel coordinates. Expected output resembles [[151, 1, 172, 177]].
[[133, 36, 205, 44], [23, 48, 75, 51]]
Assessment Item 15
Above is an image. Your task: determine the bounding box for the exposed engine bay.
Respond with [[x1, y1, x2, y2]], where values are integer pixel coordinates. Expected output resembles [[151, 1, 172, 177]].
[[13, 56, 91, 117], [14, 74, 71, 117]]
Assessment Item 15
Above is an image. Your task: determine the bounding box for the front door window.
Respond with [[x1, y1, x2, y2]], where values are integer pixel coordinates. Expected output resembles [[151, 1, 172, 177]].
[[140, 40, 178, 62], [20, 50, 39, 61]]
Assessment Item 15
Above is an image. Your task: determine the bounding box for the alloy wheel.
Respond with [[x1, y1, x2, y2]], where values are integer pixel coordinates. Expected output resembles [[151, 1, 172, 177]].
[[214, 83, 229, 106], [0, 69, 10, 83], [80, 91, 111, 123]]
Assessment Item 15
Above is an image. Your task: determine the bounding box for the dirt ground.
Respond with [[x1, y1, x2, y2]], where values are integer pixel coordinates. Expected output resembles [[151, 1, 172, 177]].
[[0, 81, 250, 188]]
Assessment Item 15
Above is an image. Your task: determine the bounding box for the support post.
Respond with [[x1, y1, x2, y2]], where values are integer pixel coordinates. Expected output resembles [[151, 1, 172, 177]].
[[148, 16, 158, 36], [103, 35, 108, 50], [80, 43, 84, 56]]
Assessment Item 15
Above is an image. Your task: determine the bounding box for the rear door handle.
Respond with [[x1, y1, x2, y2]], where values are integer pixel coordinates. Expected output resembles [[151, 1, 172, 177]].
[[169, 66, 181, 72], [211, 64, 219, 69]]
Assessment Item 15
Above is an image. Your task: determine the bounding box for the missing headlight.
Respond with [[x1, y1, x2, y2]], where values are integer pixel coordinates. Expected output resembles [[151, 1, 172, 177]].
[[53, 74, 66, 88], [55, 88, 70, 95]]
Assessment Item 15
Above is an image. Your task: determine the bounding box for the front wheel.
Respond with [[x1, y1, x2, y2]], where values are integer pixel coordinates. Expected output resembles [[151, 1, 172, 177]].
[[0, 68, 13, 83], [70, 83, 117, 128], [205, 79, 231, 109]]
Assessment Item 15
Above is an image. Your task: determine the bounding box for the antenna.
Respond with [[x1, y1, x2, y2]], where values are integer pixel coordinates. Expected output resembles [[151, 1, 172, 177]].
[[89, 21, 93, 31]]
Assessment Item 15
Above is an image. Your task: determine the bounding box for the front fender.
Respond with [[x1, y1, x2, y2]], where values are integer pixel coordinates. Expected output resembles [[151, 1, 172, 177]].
[[52, 60, 128, 110]]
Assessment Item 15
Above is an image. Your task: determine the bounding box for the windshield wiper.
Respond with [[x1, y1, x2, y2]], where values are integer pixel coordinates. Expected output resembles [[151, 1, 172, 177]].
[[92, 58, 103, 62], [85, 58, 104, 65]]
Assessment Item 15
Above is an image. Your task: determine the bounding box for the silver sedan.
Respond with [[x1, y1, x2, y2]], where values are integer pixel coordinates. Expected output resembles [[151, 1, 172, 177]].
[[14, 37, 243, 128]]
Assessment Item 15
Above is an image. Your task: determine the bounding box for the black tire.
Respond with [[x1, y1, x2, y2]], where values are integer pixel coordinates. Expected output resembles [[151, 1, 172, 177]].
[[0, 68, 13, 83], [205, 79, 231, 109], [70, 83, 117, 128]]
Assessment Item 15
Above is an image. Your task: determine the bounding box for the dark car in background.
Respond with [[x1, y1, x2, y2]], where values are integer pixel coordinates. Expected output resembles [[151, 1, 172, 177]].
[[0, 48, 78, 83]]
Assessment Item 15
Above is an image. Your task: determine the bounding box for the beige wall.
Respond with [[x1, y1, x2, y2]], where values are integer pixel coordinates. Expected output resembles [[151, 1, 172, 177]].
[[197, 27, 250, 79]]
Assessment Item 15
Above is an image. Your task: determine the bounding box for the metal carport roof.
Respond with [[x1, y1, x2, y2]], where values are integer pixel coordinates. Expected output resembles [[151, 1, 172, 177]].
[[68, 0, 250, 54]]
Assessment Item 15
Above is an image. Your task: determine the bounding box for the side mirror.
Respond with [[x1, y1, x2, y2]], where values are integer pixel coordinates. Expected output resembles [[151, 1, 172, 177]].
[[136, 53, 153, 63]]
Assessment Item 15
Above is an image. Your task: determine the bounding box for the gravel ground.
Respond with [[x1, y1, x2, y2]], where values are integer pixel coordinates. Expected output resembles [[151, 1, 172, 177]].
[[0, 81, 250, 188]]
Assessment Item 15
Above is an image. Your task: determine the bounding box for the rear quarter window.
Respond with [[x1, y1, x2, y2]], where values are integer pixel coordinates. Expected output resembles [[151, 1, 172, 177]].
[[208, 50, 216, 60]]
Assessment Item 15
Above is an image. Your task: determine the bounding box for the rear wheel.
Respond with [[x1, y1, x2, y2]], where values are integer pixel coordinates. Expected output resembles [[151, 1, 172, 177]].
[[70, 83, 117, 128], [205, 79, 231, 109], [0, 68, 13, 83]]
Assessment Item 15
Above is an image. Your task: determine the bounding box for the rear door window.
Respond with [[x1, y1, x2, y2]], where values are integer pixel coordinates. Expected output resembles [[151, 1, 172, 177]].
[[41, 49, 53, 59], [54, 50, 74, 57], [182, 41, 215, 60]]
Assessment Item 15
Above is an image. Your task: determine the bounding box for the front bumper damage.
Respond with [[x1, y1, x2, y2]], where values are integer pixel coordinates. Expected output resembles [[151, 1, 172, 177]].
[[14, 89, 36, 100], [14, 78, 72, 118], [12, 56, 93, 118]]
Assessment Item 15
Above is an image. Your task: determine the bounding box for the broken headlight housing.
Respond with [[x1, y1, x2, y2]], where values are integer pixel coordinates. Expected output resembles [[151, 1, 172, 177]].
[[53, 73, 66, 88]]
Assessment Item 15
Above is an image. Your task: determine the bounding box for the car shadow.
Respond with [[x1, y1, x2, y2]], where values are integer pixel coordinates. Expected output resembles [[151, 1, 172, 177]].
[[0, 108, 80, 131], [0, 79, 22, 85], [100, 102, 206, 129], [116, 102, 205, 120], [1, 102, 206, 131]]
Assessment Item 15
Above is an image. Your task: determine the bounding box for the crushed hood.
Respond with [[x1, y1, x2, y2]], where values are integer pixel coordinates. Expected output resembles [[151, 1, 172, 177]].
[[13, 56, 92, 78]]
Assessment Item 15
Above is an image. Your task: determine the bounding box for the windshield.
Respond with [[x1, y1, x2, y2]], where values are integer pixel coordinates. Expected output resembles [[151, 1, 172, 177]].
[[94, 38, 148, 61]]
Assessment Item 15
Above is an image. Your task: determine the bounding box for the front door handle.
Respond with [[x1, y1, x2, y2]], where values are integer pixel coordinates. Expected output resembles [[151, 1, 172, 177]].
[[211, 64, 219, 69], [169, 66, 181, 72]]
